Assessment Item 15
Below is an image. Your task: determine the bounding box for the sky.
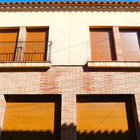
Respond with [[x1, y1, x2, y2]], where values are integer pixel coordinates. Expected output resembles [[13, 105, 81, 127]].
[[0, 0, 139, 3]]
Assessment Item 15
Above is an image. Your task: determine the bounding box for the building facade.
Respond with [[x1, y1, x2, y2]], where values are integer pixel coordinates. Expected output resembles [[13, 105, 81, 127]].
[[0, 1, 140, 140]]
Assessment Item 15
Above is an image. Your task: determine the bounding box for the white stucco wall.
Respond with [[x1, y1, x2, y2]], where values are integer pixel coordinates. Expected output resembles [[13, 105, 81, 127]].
[[0, 10, 140, 65]]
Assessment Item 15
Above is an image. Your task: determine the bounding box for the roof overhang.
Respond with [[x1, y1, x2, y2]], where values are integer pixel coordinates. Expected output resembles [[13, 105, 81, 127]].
[[0, 1, 139, 11]]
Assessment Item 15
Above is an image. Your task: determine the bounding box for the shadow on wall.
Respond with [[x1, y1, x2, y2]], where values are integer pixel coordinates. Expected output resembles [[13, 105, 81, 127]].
[[1, 95, 61, 140], [61, 123, 133, 140], [1, 130, 54, 140], [83, 64, 140, 72], [1, 95, 139, 140], [0, 68, 49, 72], [0, 124, 137, 140], [61, 123, 136, 140], [77, 130, 131, 140], [76, 94, 139, 140]]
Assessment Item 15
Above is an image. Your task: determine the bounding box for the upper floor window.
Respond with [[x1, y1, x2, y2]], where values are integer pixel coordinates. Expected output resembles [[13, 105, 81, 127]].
[[0, 28, 51, 62], [90, 27, 140, 62], [119, 29, 140, 61], [0, 29, 19, 61], [90, 28, 116, 61], [24, 29, 49, 61]]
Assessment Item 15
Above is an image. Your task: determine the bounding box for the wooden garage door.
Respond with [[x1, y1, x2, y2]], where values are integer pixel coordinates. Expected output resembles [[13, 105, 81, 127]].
[[1, 102, 55, 140], [77, 101, 135, 140], [0, 30, 18, 61], [24, 29, 48, 61]]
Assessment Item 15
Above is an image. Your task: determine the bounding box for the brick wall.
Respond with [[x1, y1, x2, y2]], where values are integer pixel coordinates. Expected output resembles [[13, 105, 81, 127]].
[[0, 66, 140, 139]]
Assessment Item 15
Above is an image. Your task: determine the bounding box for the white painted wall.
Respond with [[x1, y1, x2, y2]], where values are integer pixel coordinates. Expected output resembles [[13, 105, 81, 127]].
[[0, 11, 140, 65]]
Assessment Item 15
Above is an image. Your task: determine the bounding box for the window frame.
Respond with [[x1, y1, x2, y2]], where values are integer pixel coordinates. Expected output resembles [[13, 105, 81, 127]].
[[1, 94, 61, 140], [88, 26, 140, 68]]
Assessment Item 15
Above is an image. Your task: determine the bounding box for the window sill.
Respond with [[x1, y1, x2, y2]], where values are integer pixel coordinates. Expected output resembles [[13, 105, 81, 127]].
[[0, 62, 51, 68], [87, 61, 140, 68]]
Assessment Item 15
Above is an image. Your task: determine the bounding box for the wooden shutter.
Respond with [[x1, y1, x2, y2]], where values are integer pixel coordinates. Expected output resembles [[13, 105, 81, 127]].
[[90, 29, 115, 61], [120, 30, 140, 61], [24, 29, 48, 61], [0, 30, 18, 61], [2, 102, 55, 140], [77, 102, 131, 140]]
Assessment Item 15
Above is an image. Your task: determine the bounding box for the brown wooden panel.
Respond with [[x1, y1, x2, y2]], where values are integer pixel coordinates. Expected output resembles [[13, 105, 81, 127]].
[[2, 102, 55, 140], [77, 102, 128, 133], [24, 29, 48, 61], [120, 30, 140, 61], [0, 30, 18, 61], [2, 102, 54, 132], [90, 29, 114, 61], [76, 102, 134, 140]]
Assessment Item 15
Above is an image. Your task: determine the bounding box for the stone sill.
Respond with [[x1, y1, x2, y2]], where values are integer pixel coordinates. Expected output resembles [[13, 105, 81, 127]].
[[0, 62, 51, 68], [87, 61, 140, 68]]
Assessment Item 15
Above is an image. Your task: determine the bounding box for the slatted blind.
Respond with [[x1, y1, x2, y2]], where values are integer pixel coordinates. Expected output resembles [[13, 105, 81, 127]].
[[90, 29, 114, 61], [2, 102, 55, 140], [0, 30, 18, 61], [77, 102, 131, 140], [120, 30, 140, 61], [25, 29, 48, 61]]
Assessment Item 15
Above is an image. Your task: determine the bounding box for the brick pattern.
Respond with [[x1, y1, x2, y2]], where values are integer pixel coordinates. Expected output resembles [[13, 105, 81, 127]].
[[39, 67, 140, 95], [112, 26, 124, 61], [0, 67, 139, 95], [0, 95, 6, 138], [0, 66, 140, 139], [134, 94, 140, 139], [0, 72, 41, 94], [61, 94, 76, 140]]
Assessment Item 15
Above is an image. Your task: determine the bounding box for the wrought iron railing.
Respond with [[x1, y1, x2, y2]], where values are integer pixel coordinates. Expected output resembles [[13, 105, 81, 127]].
[[0, 41, 52, 62]]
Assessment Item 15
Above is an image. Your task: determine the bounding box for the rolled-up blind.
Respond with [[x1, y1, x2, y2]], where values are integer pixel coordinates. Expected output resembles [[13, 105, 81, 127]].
[[90, 29, 115, 61], [77, 102, 131, 140], [120, 30, 140, 61], [0, 30, 18, 61], [2, 102, 55, 140], [25, 29, 48, 61]]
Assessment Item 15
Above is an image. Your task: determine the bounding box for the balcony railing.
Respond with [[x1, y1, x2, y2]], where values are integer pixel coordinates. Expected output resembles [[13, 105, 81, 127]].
[[0, 41, 52, 62]]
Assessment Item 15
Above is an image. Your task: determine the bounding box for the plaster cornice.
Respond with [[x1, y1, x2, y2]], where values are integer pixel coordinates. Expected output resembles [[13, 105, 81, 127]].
[[0, 1, 140, 11]]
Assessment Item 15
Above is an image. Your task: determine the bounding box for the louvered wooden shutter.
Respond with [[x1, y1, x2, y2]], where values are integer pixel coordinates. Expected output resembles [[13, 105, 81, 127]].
[[2, 102, 55, 140], [90, 29, 114, 61], [25, 29, 48, 61], [0, 30, 18, 61], [120, 30, 140, 61], [77, 102, 131, 140]]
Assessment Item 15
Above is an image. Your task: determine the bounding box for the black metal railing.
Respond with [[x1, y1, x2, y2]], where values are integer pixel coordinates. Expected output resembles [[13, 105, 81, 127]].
[[0, 41, 52, 62]]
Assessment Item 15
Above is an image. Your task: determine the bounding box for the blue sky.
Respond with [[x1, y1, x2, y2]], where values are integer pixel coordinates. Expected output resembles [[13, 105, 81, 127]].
[[0, 0, 139, 3]]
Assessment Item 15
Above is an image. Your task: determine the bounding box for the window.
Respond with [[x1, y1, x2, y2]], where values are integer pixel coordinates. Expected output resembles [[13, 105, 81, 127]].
[[90, 28, 116, 61], [0, 29, 19, 61], [119, 29, 140, 61], [90, 27, 140, 62], [24, 29, 49, 61], [1, 95, 61, 140], [0, 27, 50, 62], [77, 94, 137, 140]]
